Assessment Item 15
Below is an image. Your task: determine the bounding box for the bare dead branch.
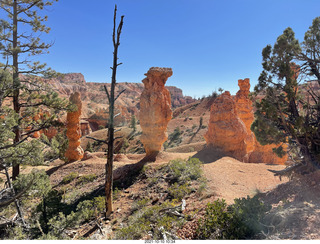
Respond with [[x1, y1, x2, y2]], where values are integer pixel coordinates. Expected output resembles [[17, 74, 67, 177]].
[[115, 89, 126, 101], [104, 85, 110, 103], [86, 136, 107, 144]]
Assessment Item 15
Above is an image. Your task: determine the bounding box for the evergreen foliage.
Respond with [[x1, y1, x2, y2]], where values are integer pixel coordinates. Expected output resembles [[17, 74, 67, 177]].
[[0, 0, 70, 230], [85, 141, 93, 153], [196, 196, 270, 239], [129, 115, 137, 131], [252, 18, 320, 173], [0, 0, 68, 180]]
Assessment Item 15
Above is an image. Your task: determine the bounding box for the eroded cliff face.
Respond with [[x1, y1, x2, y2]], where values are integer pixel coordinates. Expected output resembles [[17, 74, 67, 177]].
[[45, 73, 195, 130], [205, 79, 288, 164], [139, 67, 173, 159], [65, 92, 84, 162], [204, 91, 247, 161], [80, 120, 92, 136]]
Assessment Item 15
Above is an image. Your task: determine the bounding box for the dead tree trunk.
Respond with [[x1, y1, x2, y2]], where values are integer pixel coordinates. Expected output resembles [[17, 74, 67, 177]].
[[3, 166, 26, 227], [104, 5, 124, 218]]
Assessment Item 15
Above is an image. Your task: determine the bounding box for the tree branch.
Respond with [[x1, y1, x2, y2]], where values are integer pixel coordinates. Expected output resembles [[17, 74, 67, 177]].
[[115, 89, 126, 101], [86, 136, 107, 144], [104, 85, 110, 103]]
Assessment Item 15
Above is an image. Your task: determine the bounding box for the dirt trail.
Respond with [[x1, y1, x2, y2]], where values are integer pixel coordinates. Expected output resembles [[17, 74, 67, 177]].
[[201, 156, 287, 203], [15, 151, 287, 204]]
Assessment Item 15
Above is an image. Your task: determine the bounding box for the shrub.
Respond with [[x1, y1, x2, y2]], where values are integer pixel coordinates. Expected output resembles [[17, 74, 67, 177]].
[[61, 172, 78, 184], [77, 174, 97, 185], [113, 187, 121, 200], [196, 196, 270, 240], [167, 182, 191, 201], [166, 157, 203, 184], [86, 141, 93, 152], [76, 197, 102, 221], [115, 200, 183, 240], [119, 138, 129, 154], [168, 127, 182, 144], [46, 196, 105, 238], [41, 131, 69, 162], [131, 198, 149, 212]]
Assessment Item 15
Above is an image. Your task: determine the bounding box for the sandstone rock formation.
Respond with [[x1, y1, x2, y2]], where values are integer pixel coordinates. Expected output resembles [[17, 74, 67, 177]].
[[59, 73, 86, 84], [65, 92, 84, 162], [235, 78, 255, 160], [28, 110, 58, 139], [205, 79, 288, 164], [204, 91, 247, 161], [80, 120, 92, 136], [38, 72, 195, 132], [140, 67, 173, 159], [249, 143, 287, 165]]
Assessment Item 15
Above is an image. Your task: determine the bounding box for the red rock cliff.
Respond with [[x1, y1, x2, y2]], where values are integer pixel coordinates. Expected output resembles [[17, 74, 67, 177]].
[[139, 67, 173, 159]]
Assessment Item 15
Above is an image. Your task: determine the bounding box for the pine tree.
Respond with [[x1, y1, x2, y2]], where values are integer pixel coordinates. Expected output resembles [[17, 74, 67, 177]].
[[252, 22, 320, 175], [130, 114, 137, 131], [0, 0, 68, 180]]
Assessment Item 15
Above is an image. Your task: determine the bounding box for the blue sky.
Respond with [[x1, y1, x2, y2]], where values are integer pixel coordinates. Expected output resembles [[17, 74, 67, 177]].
[[34, 0, 320, 98]]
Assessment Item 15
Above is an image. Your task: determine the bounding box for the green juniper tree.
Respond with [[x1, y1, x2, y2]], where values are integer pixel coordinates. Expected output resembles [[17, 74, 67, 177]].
[[130, 114, 137, 132], [0, 0, 68, 180], [252, 20, 320, 175]]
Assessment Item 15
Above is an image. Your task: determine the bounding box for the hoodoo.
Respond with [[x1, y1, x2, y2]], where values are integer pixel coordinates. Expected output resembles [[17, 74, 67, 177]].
[[205, 79, 288, 164], [139, 67, 173, 160], [204, 91, 247, 161], [65, 92, 84, 162], [234, 78, 256, 161]]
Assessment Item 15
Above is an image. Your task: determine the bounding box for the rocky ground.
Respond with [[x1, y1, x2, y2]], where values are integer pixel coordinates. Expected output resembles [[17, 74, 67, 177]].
[[14, 149, 302, 240]]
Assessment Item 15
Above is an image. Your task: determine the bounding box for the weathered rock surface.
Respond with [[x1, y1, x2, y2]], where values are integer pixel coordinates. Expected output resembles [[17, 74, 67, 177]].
[[205, 79, 288, 164], [59, 73, 86, 84], [235, 78, 255, 160], [28, 110, 58, 139], [140, 67, 173, 159], [249, 143, 287, 164], [35, 72, 195, 132], [65, 92, 84, 162], [80, 120, 92, 136], [204, 91, 247, 161]]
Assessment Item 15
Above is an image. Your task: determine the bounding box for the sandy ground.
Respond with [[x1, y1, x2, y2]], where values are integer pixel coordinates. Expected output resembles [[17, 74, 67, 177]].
[[15, 151, 287, 204], [202, 156, 287, 204]]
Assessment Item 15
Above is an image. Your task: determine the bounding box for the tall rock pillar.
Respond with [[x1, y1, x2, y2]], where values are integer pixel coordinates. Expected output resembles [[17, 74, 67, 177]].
[[65, 92, 84, 162], [235, 78, 255, 161], [140, 67, 173, 160]]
